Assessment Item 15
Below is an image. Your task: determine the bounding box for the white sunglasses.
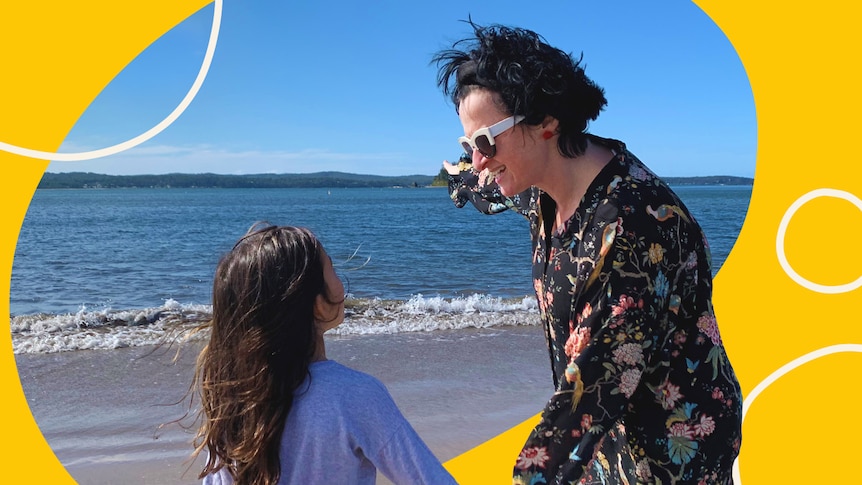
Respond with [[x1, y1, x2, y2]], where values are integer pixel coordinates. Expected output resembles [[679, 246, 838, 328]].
[[458, 115, 525, 159]]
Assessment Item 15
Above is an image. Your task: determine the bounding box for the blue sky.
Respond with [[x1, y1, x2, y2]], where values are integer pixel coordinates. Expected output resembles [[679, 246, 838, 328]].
[[49, 1, 756, 178]]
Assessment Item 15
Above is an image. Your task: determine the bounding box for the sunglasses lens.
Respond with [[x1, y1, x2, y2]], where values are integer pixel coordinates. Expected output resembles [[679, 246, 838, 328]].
[[460, 141, 473, 154], [475, 135, 495, 158]]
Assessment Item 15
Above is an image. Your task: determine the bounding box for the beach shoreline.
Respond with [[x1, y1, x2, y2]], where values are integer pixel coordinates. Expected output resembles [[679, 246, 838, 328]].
[[17, 324, 551, 484]]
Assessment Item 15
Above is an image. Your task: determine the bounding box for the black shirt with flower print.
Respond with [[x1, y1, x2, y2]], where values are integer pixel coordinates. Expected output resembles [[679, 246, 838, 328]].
[[448, 136, 742, 485]]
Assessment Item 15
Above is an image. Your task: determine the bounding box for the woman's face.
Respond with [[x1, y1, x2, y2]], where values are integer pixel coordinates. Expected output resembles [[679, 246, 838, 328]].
[[315, 249, 345, 332], [458, 89, 544, 196]]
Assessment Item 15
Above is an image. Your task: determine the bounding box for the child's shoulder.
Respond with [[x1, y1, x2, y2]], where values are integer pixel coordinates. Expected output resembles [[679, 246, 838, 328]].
[[309, 360, 388, 393], [307, 360, 400, 416]]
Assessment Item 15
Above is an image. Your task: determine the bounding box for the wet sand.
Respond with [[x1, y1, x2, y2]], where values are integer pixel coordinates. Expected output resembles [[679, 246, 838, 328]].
[[16, 325, 551, 484]]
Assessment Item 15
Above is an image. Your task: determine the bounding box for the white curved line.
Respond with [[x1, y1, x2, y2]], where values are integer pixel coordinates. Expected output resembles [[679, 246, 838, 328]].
[[0, 0, 221, 161], [776, 188, 862, 294], [733, 344, 862, 483]]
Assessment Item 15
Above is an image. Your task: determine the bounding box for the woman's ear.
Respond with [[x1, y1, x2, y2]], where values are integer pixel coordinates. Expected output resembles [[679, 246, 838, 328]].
[[541, 115, 560, 133]]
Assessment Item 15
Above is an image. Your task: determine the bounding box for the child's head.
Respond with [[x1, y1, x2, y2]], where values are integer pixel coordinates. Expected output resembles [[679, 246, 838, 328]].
[[195, 223, 344, 484], [210, 224, 344, 357]]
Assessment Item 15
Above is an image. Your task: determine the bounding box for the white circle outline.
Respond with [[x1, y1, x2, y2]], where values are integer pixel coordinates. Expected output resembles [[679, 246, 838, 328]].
[[776, 188, 862, 294], [0, 0, 222, 162], [732, 344, 862, 484]]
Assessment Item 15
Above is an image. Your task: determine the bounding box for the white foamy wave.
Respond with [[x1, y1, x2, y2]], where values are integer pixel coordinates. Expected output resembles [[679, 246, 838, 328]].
[[399, 293, 537, 314], [331, 294, 539, 336], [11, 299, 212, 354], [11, 294, 540, 354]]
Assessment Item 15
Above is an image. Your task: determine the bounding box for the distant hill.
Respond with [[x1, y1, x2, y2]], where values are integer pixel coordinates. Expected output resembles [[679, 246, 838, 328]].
[[662, 175, 753, 186], [37, 171, 753, 189], [37, 172, 434, 189]]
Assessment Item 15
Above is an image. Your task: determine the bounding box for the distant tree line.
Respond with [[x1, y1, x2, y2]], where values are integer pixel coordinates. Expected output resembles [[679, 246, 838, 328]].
[[661, 175, 753, 186], [430, 169, 752, 187], [38, 171, 753, 189], [37, 172, 435, 189]]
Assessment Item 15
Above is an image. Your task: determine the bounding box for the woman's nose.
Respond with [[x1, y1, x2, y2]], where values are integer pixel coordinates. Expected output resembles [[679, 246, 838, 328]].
[[471, 150, 488, 171]]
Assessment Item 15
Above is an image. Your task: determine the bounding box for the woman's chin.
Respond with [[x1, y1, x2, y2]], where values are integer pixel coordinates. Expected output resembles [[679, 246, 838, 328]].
[[498, 180, 523, 197]]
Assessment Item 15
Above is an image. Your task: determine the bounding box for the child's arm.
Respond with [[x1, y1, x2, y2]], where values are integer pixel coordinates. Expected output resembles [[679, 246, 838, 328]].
[[360, 379, 458, 485], [374, 415, 458, 485]]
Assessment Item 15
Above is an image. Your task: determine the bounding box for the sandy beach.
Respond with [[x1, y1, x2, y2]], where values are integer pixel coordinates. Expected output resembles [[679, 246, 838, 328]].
[[16, 324, 551, 484]]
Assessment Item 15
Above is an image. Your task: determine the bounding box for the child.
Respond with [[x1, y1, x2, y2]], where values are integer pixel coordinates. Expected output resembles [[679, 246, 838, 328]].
[[191, 224, 457, 485]]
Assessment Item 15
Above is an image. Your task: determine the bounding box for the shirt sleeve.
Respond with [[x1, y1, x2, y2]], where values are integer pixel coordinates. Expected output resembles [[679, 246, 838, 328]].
[[201, 466, 233, 485], [447, 157, 532, 217], [373, 417, 458, 485], [515, 201, 670, 483], [359, 379, 458, 485]]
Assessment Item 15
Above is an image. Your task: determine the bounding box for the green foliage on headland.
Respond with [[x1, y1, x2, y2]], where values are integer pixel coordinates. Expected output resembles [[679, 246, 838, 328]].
[[431, 168, 449, 186], [38, 171, 753, 189]]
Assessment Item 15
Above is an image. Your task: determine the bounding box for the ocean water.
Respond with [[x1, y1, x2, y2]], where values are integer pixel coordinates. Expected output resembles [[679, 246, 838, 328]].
[[11, 185, 751, 354]]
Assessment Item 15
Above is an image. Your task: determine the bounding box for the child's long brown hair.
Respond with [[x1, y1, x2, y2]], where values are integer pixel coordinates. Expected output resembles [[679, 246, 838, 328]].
[[190, 224, 336, 485]]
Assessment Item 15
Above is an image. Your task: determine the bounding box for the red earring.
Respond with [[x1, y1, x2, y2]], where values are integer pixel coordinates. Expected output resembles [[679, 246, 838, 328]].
[[542, 131, 554, 140]]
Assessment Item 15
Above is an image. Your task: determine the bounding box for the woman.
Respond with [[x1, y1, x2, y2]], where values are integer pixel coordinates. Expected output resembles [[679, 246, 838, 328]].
[[434, 23, 742, 484], [190, 224, 456, 485]]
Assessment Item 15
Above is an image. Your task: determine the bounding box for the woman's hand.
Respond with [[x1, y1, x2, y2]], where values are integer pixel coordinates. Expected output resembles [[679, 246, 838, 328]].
[[443, 160, 461, 175]]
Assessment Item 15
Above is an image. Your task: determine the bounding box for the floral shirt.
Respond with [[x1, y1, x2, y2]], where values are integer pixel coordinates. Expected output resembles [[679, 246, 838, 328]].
[[448, 136, 742, 485]]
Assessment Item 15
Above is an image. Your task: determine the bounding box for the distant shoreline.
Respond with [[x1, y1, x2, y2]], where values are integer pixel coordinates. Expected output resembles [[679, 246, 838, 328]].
[[37, 171, 754, 189]]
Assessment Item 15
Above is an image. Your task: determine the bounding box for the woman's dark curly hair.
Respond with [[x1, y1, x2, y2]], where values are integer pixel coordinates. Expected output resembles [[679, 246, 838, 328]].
[[433, 20, 608, 157]]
